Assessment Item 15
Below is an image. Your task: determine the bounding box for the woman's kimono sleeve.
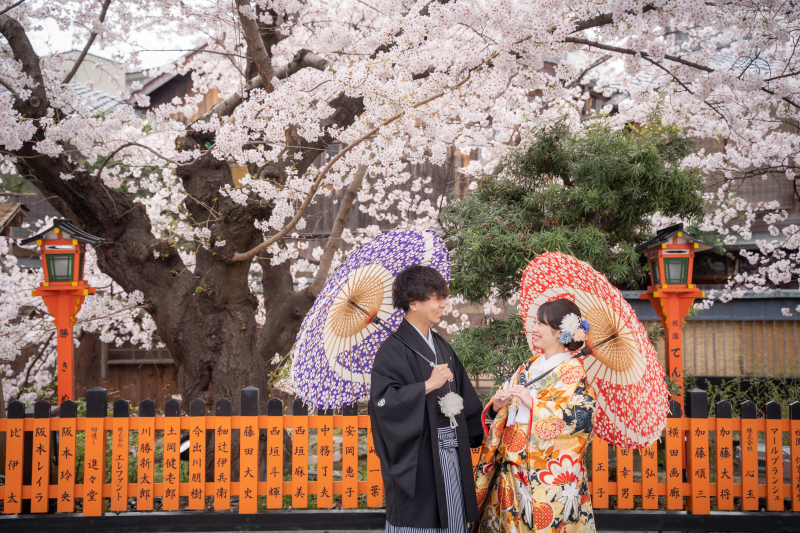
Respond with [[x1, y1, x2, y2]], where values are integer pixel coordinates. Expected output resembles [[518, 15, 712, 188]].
[[369, 339, 427, 497]]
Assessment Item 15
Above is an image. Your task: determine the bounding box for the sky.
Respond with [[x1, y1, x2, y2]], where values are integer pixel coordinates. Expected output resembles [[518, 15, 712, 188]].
[[28, 15, 193, 72]]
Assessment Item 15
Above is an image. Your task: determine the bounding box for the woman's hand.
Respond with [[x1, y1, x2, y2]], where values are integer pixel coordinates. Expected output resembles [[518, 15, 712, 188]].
[[508, 385, 533, 410], [489, 388, 512, 413]]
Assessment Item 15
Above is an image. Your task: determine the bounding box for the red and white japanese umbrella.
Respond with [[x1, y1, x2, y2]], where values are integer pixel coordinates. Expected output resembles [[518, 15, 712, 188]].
[[519, 252, 669, 449]]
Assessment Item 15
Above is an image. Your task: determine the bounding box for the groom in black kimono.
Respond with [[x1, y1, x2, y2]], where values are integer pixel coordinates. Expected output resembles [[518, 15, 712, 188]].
[[369, 265, 484, 533]]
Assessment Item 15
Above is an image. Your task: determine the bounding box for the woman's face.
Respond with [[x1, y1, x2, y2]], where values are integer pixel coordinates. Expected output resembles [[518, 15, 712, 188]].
[[530, 316, 563, 351]]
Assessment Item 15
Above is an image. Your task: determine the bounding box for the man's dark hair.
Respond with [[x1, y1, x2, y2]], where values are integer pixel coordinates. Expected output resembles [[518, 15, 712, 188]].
[[392, 265, 450, 312]]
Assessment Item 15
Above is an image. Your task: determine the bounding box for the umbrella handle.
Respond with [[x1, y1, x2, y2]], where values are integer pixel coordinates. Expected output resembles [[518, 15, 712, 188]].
[[518, 332, 617, 388]]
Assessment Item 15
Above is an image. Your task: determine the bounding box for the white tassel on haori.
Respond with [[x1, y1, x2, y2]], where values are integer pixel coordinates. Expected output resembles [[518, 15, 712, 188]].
[[438, 391, 464, 429]]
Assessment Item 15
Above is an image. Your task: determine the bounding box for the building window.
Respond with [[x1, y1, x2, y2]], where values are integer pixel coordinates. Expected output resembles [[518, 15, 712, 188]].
[[107, 342, 174, 365]]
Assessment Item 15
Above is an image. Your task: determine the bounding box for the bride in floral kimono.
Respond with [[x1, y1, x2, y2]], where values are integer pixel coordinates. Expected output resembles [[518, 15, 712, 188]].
[[475, 299, 597, 533]]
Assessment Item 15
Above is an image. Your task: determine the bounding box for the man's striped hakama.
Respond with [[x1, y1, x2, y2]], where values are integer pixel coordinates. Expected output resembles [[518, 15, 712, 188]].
[[385, 427, 468, 533]]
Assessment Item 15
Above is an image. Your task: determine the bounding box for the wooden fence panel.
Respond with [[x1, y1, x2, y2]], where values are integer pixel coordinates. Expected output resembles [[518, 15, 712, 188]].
[[138, 399, 155, 511], [31, 400, 50, 513], [83, 387, 108, 516], [292, 399, 309, 509], [616, 447, 634, 509], [266, 398, 284, 509], [687, 389, 710, 514], [214, 399, 232, 510], [641, 442, 658, 509], [791, 402, 800, 512], [342, 404, 359, 509], [591, 438, 609, 508], [2, 386, 800, 517], [740, 400, 759, 510], [765, 402, 784, 511], [111, 399, 130, 512], [163, 399, 181, 511], [239, 388, 259, 514], [57, 400, 77, 513], [189, 399, 206, 510], [715, 401, 734, 510], [367, 425, 383, 508], [4, 401, 24, 514], [317, 409, 334, 509], [666, 400, 683, 510]]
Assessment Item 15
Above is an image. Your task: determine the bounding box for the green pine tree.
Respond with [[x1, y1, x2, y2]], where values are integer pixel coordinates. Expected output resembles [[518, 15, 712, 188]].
[[440, 116, 706, 390]]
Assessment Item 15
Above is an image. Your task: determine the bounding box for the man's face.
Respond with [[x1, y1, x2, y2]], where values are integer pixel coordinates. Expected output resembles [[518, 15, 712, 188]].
[[408, 294, 448, 326]]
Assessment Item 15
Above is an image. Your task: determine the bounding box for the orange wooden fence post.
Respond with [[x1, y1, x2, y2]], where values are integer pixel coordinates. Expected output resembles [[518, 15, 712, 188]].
[[791, 401, 800, 512], [111, 399, 130, 512], [162, 398, 181, 511], [367, 420, 383, 508], [640, 441, 658, 510], [317, 408, 334, 509], [342, 403, 359, 509], [715, 401, 734, 510], [292, 399, 309, 509], [740, 400, 759, 510], [57, 400, 77, 513], [83, 387, 108, 517], [765, 401, 784, 511], [266, 398, 284, 509], [138, 399, 156, 511], [616, 446, 634, 509], [31, 400, 51, 513], [189, 398, 207, 510], [687, 388, 710, 514], [665, 399, 683, 510], [591, 438, 609, 508], [239, 387, 259, 514], [214, 399, 232, 510], [4, 401, 24, 514]]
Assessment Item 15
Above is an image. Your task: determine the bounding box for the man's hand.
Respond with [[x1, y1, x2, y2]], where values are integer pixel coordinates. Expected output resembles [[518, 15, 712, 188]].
[[425, 364, 453, 393]]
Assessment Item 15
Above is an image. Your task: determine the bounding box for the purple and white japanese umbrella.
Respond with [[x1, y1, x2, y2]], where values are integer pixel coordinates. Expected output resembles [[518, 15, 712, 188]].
[[291, 226, 450, 409]]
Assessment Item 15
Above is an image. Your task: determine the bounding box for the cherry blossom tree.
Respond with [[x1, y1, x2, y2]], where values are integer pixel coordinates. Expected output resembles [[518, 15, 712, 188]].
[[0, 0, 798, 409]]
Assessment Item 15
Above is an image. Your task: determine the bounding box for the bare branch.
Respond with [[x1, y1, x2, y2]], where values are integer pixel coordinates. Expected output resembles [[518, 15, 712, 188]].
[[308, 164, 368, 296], [236, 0, 275, 92], [62, 0, 112, 84], [0, 14, 47, 116], [230, 72, 473, 262]]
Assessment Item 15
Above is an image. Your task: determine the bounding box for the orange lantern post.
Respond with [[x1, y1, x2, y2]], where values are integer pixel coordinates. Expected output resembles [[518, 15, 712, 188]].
[[21, 219, 103, 403], [635, 223, 709, 408]]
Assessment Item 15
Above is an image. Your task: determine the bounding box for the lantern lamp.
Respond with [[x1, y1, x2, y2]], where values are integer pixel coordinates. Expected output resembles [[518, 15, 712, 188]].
[[635, 223, 710, 408], [21, 219, 103, 403]]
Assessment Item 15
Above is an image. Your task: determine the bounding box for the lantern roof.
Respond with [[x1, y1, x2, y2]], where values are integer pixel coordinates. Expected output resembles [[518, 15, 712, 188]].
[[634, 223, 711, 253], [19, 219, 104, 246]]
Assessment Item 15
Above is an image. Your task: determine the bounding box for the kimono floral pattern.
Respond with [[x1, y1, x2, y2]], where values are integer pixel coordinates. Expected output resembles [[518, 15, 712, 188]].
[[475, 356, 597, 533]]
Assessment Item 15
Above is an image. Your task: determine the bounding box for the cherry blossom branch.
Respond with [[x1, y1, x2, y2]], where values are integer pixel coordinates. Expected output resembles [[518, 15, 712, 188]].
[[0, 14, 47, 116], [77, 305, 148, 324], [231, 72, 473, 263], [308, 164, 368, 296], [564, 36, 800, 110], [192, 49, 330, 125], [236, 0, 275, 92], [62, 0, 112, 85], [0, 0, 26, 17]]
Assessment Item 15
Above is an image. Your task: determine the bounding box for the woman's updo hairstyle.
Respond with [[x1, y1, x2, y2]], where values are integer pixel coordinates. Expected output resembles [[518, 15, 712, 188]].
[[537, 298, 585, 352]]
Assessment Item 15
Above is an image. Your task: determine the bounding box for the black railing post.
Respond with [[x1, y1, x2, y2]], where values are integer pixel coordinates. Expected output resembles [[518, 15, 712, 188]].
[[241, 387, 259, 417]]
